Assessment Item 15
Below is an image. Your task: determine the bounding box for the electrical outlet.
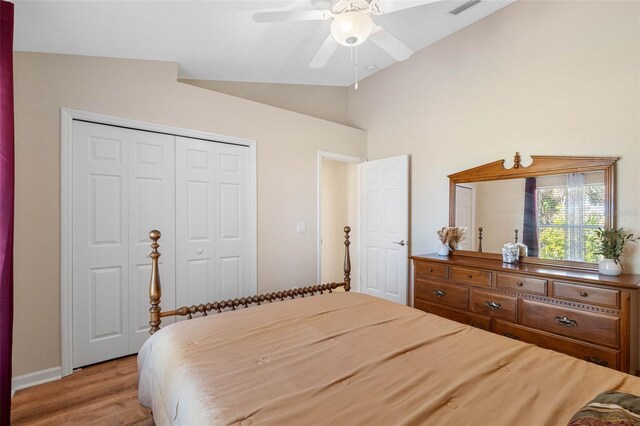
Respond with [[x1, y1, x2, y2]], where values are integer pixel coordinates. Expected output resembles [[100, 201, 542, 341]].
[[296, 223, 306, 234]]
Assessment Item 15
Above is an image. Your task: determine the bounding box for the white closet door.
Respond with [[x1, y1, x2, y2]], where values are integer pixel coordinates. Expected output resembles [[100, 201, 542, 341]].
[[216, 143, 252, 299], [73, 122, 254, 367], [72, 121, 130, 367], [176, 138, 218, 307], [73, 121, 177, 367], [176, 138, 253, 307], [128, 130, 176, 350]]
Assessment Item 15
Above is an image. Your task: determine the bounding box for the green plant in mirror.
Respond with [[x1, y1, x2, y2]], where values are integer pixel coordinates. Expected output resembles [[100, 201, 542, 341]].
[[594, 228, 637, 264]]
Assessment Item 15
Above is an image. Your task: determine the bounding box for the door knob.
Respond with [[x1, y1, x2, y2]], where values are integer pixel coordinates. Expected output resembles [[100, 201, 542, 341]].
[[393, 240, 407, 246], [197, 248, 204, 254]]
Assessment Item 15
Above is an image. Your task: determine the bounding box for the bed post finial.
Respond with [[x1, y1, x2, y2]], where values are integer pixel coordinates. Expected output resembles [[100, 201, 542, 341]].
[[343, 226, 351, 292], [149, 230, 162, 335]]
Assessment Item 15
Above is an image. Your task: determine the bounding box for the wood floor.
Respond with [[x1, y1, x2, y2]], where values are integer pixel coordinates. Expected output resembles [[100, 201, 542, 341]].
[[11, 356, 153, 425]]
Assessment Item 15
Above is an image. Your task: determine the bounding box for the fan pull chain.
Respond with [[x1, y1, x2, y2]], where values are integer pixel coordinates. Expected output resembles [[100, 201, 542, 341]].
[[354, 45, 358, 90]]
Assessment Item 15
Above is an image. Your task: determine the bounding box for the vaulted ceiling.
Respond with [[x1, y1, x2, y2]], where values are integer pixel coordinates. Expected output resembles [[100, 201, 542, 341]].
[[13, 0, 515, 86]]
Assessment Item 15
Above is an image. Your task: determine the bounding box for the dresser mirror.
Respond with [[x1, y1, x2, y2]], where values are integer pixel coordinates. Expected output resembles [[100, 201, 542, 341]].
[[448, 153, 618, 269]]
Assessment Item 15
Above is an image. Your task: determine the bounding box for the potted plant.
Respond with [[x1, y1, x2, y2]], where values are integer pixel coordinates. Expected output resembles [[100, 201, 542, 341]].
[[594, 228, 637, 276]]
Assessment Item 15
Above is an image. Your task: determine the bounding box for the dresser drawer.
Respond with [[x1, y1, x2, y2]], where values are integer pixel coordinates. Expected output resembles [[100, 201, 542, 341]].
[[496, 273, 547, 295], [493, 321, 619, 370], [451, 267, 491, 287], [520, 300, 619, 348], [415, 279, 468, 310], [415, 261, 449, 280], [469, 289, 517, 322], [415, 300, 491, 331], [552, 281, 620, 309]]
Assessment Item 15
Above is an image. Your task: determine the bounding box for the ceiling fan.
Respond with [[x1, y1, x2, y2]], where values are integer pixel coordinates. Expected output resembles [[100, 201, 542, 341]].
[[252, 0, 440, 69]]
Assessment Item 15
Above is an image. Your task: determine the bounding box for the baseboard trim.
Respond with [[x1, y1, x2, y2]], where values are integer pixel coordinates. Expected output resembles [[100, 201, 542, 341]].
[[11, 366, 62, 396]]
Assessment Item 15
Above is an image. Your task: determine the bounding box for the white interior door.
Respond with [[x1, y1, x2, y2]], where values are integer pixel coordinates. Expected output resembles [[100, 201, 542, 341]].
[[360, 155, 409, 305], [72, 121, 255, 368], [72, 121, 130, 367], [128, 130, 176, 350], [455, 185, 474, 251], [176, 137, 217, 308], [216, 143, 253, 299], [176, 138, 254, 308], [73, 121, 176, 367]]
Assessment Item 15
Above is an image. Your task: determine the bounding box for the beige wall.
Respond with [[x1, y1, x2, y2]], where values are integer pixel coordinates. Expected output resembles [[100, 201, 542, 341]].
[[181, 79, 350, 126], [348, 0, 640, 272], [13, 52, 366, 376], [321, 160, 357, 283]]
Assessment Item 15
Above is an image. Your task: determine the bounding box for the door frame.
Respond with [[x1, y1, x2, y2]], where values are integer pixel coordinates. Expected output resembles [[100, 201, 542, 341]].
[[60, 108, 257, 376], [316, 151, 365, 290]]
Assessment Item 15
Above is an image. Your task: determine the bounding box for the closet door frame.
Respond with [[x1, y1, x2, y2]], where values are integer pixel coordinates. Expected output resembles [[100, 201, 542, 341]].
[[60, 108, 257, 377]]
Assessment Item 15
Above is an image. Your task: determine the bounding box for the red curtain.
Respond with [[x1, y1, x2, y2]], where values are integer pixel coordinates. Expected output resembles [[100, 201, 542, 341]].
[[0, 1, 14, 424]]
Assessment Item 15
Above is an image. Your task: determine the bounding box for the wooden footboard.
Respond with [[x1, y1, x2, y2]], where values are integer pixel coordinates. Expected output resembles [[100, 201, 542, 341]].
[[148, 227, 352, 334]]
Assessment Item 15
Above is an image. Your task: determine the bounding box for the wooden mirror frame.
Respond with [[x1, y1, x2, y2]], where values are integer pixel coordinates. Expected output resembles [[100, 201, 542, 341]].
[[448, 152, 619, 271]]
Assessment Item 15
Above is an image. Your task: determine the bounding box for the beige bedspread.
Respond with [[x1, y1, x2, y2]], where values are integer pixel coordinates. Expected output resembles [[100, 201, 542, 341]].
[[138, 292, 640, 425]]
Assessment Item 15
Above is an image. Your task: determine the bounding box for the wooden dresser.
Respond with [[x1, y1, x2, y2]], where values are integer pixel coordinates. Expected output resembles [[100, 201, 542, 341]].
[[411, 254, 640, 373]]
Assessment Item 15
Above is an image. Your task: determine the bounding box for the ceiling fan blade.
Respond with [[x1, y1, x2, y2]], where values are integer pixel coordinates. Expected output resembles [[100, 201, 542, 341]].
[[310, 0, 333, 8], [369, 26, 413, 61], [310, 35, 339, 69], [372, 0, 441, 14], [252, 10, 332, 23]]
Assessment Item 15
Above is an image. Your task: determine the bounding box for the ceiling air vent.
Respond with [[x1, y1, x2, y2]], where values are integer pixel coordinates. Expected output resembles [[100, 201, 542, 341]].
[[449, 0, 481, 15]]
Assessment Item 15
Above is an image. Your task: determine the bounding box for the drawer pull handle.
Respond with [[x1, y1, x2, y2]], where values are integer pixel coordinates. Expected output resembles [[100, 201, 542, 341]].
[[580, 292, 588, 297], [555, 316, 577, 327], [428, 268, 433, 272], [584, 356, 609, 368], [485, 301, 502, 311], [467, 274, 473, 279], [516, 282, 524, 287], [433, 290, 446, 298], [502, 332, 520, 340]]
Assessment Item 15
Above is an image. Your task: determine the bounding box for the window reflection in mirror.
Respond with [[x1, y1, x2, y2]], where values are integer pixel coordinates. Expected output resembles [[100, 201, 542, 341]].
[[454, 171, 605, 263]]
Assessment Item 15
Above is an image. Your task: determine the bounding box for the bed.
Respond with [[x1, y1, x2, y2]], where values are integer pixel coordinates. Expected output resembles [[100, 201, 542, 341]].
[[138, 228, 640, 425]]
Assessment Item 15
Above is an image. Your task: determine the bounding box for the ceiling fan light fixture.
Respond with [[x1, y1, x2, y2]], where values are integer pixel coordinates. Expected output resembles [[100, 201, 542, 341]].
[[330, 11, 373, 46]]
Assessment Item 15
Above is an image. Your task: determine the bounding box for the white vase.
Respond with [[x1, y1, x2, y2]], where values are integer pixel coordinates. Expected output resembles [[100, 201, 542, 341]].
[[437, 244, 450, 256], [502, 244, 520, 264], [599, 259, 622, 276]]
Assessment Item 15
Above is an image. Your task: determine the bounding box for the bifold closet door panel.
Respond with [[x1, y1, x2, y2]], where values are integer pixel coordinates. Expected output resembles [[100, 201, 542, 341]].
[[73, 121, 177, 367], [128, 130, 176, 351], [72, 121, 131, 368], [216, 143, 252, 300], [176, 137, 252, 308], [74, 122, 252, 366], [176, 138, 218, 308]]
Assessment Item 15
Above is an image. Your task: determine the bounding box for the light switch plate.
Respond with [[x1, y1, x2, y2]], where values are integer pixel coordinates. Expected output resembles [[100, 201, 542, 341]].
[[296, 223, 306, 234]]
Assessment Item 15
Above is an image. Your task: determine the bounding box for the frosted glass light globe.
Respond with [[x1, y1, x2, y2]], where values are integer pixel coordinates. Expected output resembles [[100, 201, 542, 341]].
[[330, 11, 373, 46]]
